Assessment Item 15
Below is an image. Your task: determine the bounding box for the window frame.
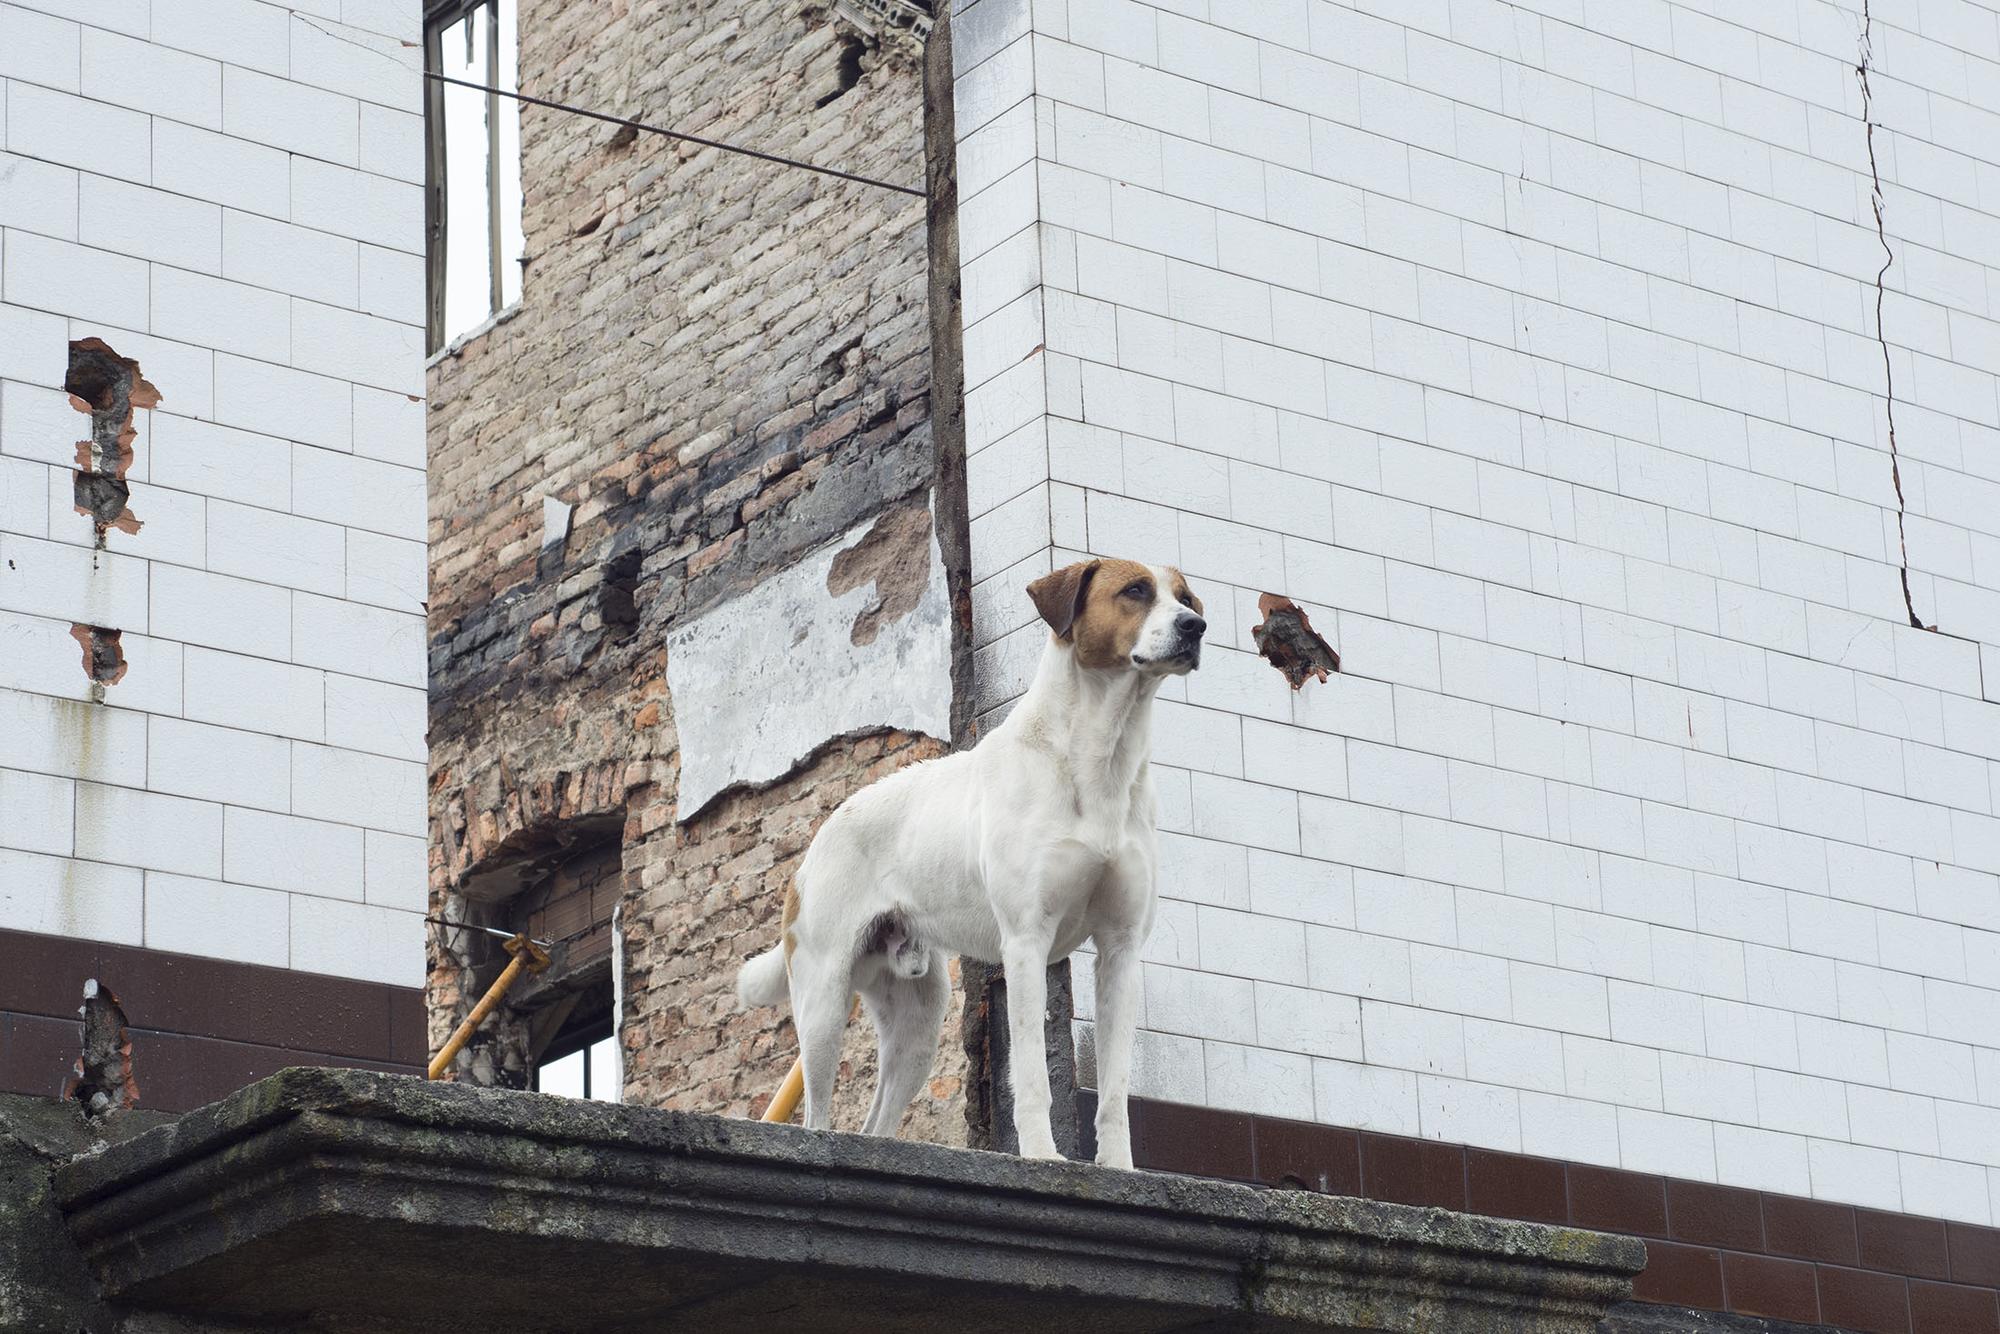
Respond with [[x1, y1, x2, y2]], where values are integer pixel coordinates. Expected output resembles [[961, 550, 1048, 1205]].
[[423, 0, 515, 352], [532, 1018, 619, 1102]]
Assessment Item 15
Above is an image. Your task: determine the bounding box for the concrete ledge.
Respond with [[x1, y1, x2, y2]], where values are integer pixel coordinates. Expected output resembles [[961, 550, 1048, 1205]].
[[57, 1069, 1644, 1332]]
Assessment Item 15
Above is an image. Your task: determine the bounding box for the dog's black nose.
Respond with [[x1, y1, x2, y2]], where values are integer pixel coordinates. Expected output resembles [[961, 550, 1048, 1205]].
[[1177, 611, 1207, 638]]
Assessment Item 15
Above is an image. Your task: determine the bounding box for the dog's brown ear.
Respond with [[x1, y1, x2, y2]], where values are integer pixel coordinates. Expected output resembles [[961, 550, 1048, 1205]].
[[1027, 559, 1100, 639]]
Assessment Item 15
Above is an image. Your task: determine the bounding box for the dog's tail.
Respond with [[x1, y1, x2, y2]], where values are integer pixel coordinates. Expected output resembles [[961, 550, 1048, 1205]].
[[736, 945, 789, 1010]]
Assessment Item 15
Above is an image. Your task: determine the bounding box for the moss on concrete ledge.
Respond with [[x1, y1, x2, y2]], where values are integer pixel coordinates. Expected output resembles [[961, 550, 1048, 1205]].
[[51, 1068, 1645, 1332], [1, 1093, 171, 1333]]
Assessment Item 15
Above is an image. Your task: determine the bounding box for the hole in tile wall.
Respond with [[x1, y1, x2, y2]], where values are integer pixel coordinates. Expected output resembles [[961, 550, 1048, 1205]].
[[69, 624, 127, 686], [64, 337, 158, 543], [1252, 593, 1342, 690]]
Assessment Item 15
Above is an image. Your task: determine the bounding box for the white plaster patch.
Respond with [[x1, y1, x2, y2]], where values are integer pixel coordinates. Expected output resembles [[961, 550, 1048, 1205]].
[[667, 502, 952, 821], [540, 495, 572, 550]]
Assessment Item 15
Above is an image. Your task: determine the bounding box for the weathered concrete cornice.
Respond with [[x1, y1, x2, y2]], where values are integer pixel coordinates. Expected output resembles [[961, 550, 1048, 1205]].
[[57, 1068, 1643, 1332]]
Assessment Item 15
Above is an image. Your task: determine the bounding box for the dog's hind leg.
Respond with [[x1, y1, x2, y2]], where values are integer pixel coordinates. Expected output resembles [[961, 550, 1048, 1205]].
[[790, 951, 852, 1132], [857, 957, 950, 1137]]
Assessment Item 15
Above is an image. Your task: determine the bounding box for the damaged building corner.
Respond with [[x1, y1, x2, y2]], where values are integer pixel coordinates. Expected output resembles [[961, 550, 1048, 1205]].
[[422, 0, 973, 1151], [1252, 593, 1341, 689], [64, 337, 156, 545]]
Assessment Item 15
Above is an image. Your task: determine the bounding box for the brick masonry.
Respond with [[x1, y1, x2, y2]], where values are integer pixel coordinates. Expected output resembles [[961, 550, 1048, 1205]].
[[424, 0, 970, 1139], [0, 0, 428, 1000], [951, 0, 2000, 1229]]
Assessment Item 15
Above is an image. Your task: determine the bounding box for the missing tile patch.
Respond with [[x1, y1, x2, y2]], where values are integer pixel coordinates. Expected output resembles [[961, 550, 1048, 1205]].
[[65, 979, 139, 1115], [69, 623, 127, 686], [65, 337, 157, 543], [1251, 593, 1341, 689]]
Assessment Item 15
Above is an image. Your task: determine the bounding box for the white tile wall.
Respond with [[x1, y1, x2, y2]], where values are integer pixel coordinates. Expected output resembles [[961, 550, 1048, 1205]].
[[0, 0, 425, 987], [958, 0, 2000, 1221]]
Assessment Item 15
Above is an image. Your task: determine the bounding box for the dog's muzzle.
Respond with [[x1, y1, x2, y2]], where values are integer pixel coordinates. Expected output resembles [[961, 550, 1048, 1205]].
[[1142, 611, 1206, 670]]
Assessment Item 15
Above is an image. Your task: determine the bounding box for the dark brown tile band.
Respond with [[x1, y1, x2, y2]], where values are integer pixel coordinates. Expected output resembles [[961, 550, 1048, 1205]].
[[1114, 1095, 2000, 1330], [1, 1011, 422, 1113], [1671, 1179, 1766, 1252], [1723, 1252, 1820, 1324], [1911, 1278, 2000, 1334], [1467, 1147, 1566, 1224], [1952, 1223, 2000, 1287], [1570, 1164, 1669, 1235], [1632, 1239, 1724, 1309], [0, 927, 423, 1112], [1764, 1194, 1860, 1266], [1250, 1115, 1360, 1195], [1818, 1263, 1913, 1334], [1859, 1208, 1950, 1282]]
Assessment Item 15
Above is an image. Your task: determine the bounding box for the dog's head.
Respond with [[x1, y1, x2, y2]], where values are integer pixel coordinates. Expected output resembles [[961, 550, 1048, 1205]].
[[1027, 558, 1206, 675]]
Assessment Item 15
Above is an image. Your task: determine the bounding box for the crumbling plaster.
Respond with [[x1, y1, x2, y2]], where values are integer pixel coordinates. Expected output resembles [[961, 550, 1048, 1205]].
[[667, 502, 952, 821]]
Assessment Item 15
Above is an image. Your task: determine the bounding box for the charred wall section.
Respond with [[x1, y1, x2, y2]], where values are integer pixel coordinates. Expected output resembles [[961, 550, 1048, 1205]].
[[425, 0, 967, 1139]]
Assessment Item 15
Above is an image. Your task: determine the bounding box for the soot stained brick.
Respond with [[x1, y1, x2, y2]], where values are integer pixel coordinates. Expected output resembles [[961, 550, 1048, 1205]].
[[422, 1, 966, 1145]]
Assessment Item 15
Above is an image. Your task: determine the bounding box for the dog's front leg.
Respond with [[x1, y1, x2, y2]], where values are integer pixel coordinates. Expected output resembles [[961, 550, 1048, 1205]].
[[1001, 937, 1062, 1159], [1090, 932, 1141, 1169]]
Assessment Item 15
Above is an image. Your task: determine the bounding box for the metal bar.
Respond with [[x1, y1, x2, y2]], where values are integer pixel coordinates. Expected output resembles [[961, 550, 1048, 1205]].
[[423, 22, 447, 351], [422, 71, 926, 198], [483, 0, 503, 317], [423, 915, 552, 948]]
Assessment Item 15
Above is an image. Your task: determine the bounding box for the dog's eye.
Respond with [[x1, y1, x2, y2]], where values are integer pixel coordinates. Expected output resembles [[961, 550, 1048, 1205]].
[[1176, 591, 1194, 608], [1122, 582, 1149, 600]]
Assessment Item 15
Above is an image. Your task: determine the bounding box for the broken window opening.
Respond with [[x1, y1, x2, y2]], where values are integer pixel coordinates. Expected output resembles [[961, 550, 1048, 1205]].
[[815, 34, 868, 108], [442, 816, 626, 1089], [532, 986, 620, 1103], [599, 547, 642, 638], [424, 0, 524, 352]]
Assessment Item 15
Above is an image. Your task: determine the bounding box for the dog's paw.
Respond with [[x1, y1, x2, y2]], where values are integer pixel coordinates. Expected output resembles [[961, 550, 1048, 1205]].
[[1095, 1149, 1136, 1171], [1017, 1136, 1064, 1162]]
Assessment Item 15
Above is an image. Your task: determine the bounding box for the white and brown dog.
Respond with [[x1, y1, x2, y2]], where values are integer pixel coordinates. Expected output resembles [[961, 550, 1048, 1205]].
[[737, 558, 1205, 1166]]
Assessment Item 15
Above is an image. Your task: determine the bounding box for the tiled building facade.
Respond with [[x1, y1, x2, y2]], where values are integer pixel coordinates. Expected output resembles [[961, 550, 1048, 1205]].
[[950, 0, 2000, 1320], [0, 0, 429, 1106]]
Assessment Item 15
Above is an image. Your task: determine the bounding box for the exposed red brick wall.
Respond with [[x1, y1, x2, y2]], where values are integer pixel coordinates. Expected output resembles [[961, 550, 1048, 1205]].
[[423, 0, 964, 1141]]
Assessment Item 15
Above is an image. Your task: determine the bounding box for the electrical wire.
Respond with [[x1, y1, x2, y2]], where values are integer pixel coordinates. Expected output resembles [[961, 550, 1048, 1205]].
[[423, 914, 554, 949], [424, 71, 926, 198]]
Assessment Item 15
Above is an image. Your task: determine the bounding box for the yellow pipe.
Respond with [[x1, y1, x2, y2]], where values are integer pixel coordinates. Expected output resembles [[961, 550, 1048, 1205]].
[[758, 996, 858, 1123], [429, 933, 550, 1080], [761, 1058, 804, 1122]]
